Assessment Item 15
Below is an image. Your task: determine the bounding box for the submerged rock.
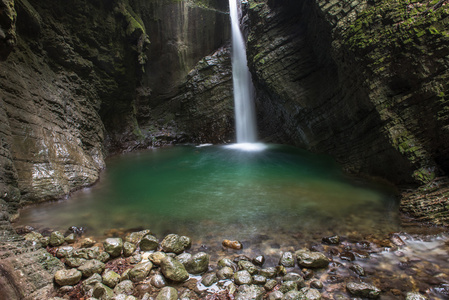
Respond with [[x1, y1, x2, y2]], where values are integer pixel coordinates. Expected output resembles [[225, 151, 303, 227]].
[[160, 256, 189, 282], [295, 250, 329, 268], [54, 269, 82, 286], [346, 282, 381, 298], [222, 239, 243, 250]]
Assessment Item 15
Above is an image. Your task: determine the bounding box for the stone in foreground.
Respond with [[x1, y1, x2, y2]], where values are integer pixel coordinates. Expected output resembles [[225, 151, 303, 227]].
[[54, 269, 82, 286], [160, 256, 189, 282], [295, 250, 329, 268], [156, 286, 178, 300], [104, 237, 123, 257], [346, 282, 381, 298]]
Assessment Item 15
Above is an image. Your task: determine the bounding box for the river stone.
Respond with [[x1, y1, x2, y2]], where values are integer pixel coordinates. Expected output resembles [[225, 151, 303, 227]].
[[49, 231, 65, 247], [279, 281, 298, 293], [406, 292, 428, 300], [98, 251, 111, 263], [252, 274, 267, 285], [149, 251, 167, 265], [202, 272, 218, 287], [56, 246, 74, 258], [140, 235, 159, 251], [24, 231, 43, 244], [175, 252, 192, 265], [234, 270, 253, 285], [82, 273, 103, 297], [113, 296, 137, 300], [103, 270, 120, 288], [238, 260, 258, 275], [129, 261, 153, 282], [283, 290, 304, 300], [253, 255, 265, 266], [346, 282, 381, 298], [284, 273, 305, 288], [121, 269, 130, 281], [78, 259, 105, 277], [322, 235, 340, 245], [150, 274, 167, 288], [279, 252, 295, 267], [113, 280, 134, 295], [217, 266, 234, 280], [310, 280, 323, 289], [160, 256, 189, 282], [218, 258, 238, 271], [161, 234, 191, 254], [65, 233, 76, 244], [123, 242, 136, 257], [125, 230, 151, 244], [81, 237, 96, 248], [350, 264, 365, 276], [93, 282, 114, 299], [156, 286, 178, 300], [185, 252, 209, 274], [295, 250, 329, 268], [259, 267, 277, 278], [268, 290, 283, 300], [54, 269, 82, 286], [264, 279, 278, 291], [73, 246, 101, 260], [235, 284, 265, 300], [301, 287, 322, 300], [104, 238, 123, 257]]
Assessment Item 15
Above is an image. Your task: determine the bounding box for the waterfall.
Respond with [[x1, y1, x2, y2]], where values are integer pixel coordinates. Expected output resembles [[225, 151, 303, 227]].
[[229, 0, 257, 143]]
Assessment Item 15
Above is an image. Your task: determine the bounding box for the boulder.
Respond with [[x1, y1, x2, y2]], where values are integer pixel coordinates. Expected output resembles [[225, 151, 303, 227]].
[[93, 282, 114, 299], [149, 251, 167, 265]]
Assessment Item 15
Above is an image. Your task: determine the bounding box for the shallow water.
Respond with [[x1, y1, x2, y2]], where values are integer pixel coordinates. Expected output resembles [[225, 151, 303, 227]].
[[16, 144, 399, 242]]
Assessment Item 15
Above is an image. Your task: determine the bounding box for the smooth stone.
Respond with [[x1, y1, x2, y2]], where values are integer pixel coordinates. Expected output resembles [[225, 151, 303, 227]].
[[103, 270, 120, 288], [406, 292, 428, 300], [65, 233, 76, 244], [113, 280, 134, 295], [301, 287, 322, 300], [150, 274, 167, 288], [82, 273, 103, 297], [129, 261, 153, 282], [113, 295, 138, 300], [222, 239, 243, 250], [279, 281, 297, 293], [253, 255, 265, 266], [235, 284, 265, 300], [295, 250, 329, 268], [202, 272, 218, 287], [217, 266, 234, 280], [104, 238, 123, 257], [284, 273, 305, 288], [179, 290, 197, 300], [340, 251, 355, 261], [264, 279, 278, 291], [120, 269, 130, 281], [81, 237, 96, 248], [185, 252, 209, 274], [78, 259, 105, 278], [322, 235, 340, 245], [139, 235, 159, 251], [175, 253, 192, 265], [98, 251, 110, 263], [49, 231, 65, 247], [259, 267, 277, 278], [54, 269, 82, 286], [160, 256, 189, 282], [350, 264, 365, 276], [268, 290, 283, 300], [130, 253, 142, 264], [234, 270, 253, 285], [279, 252, 295, 267], [149, 252, 167, 265], [123, 242, 136, 257], [238, 260, 258, 275], [253, 274, 267, 285], [218, 258, 238, 271], [283, 290, 303, 300], [161, 234, 191, 254], [93, 282, 114, 299], [346, 282, 381, 298], [125, 230, 151, 244], [310, 280, 323, 289], [156, 286, 178, 300], [56, 246, 74, 258], [73, 246, 101, 260]]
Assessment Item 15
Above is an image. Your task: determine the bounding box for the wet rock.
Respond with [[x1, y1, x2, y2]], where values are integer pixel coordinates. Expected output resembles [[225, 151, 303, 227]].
[[140, 235, 159, 251], [65, 233, 76, 244], [222, 239, 243, 250], [130, 253, 142, 264], [259, 267, 277, 278], [253, 274, 267, 285], [24, 231, 43, 245], [217, 266, 234, 280], [54, 269, 82, 286], [322, 235, 341, 245], [15, 225, 35, 234], [279, 281, 298, 293], [161, 234, 191, 254], [346, 282, 381, 298], [49, 231, 65, 247], [125, 230, 151, 244], [98, 251, 111, 263], [93, 282, 114, 299], [302, 268, 313, 279], [406, 292, 428, 300], [310, 280, 323, 289], [218, 258, 238, 271], [150, 274, 167, 288], [276, 265, 287, 276], [295, 250, 329, 268], [350, 264, 365, 276], [283, 290, 303, 300], [268, 290, 283, 300], [114, 296, 138, 300], [56, 246, 74, 258], [160, 256, 189, 282], [156, 286, 178, 300], [123, 242, 136, 257], [81, 237, 96, 248], [121, 269, 130, 281], [73, 246, 101, 260], [82, 273, 103, 297], [301, 287, 322, 300], [176, 253, 192, 265], [103, 270, 120, 288], [113, 280, 134, 295], [283, 273, 305, 288], [65, 257, 87, 268], [66, 226, 86, 236], [234, 270, 253, 285], [202, 272, 218, 287], [129, 261, 153, 282], [104, 238, 123, 257], [235, 284, 265, 300], [253, 255, 265, 266], [264, 279, 278, 291], [279, 252, 295, 267], [340, 251, 355, 261], [78, 259, 105, 277], [179, 289, 197, 300], [238, 260, 258, 275], [149, 252, 167, 265]]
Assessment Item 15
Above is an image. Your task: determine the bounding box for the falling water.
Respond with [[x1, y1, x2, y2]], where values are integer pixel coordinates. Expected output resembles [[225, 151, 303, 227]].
[[229, 0, 257, 143]]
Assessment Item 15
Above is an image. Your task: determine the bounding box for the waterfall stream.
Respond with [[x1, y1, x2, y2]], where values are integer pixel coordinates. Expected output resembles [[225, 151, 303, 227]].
[[229, 0, 258, 143]]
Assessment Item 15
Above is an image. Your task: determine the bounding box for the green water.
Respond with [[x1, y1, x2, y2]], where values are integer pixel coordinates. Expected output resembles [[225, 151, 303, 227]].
[[17, 144, 399, 242]]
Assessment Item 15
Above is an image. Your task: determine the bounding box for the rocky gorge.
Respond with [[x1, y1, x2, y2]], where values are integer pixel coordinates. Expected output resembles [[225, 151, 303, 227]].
[[1, 0, 449, 299]]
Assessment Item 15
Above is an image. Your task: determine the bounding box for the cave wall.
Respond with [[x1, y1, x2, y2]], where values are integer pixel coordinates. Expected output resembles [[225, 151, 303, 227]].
[[246, 0, 449, 186]]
